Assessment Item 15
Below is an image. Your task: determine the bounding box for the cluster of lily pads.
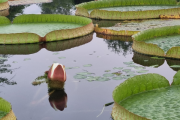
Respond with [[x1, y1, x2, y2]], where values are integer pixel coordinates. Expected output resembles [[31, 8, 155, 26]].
[[67, 61, 152, 82]]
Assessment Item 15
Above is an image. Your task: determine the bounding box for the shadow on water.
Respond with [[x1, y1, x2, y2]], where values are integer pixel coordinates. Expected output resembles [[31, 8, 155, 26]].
[[133, 52, 180, 72], [0, 33, 93, 55], [0, 55, 17, 86]]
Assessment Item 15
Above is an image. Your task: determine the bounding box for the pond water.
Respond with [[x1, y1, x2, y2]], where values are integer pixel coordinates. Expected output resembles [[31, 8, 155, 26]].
[[0, 0, 179, 120]]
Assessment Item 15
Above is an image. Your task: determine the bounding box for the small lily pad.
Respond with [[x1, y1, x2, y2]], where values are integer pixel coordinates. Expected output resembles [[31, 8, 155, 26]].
[[0, 57, 7, 60], [112, 72, 122, 76], [58, 57, 66, 59], [12, 61, 18, 63], [74, 74, 87, 79], [134, 66, 145, 70], [83, 64, 92, 67], [113, 67, 123, 70], [103, 73, 115, 77], [150, 65, 159, 68], [77, 72, 92, 75], [127, 65, 137, 67], [24, 58, 31, 61], [97, 77, 110, 81], [86, 77, 97, 81], [123, 61, 134, 65], [53, 53, 59, 55], [137, 70, 149, 73], [170, 65, 180, 68], [112, 76, 124, 80], [105, 70, 111, 72], [122, 69, 131, 72]]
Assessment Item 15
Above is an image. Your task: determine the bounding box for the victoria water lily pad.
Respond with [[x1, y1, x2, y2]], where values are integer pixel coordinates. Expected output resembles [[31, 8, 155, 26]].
[[112, 72, 180, 120], [83, 64, 92, 67], [103, 73, 114, 77], [74, 74, 87, 79], [146, 35, 180, 53], [151, 57, 165, 59]]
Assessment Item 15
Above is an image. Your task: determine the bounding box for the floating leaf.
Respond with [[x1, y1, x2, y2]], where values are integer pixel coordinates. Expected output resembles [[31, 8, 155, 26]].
[[0, 57, 7, 60], [24, 58, 31, 61], [150, 65, 159, 68], [83, 64, 92, 67], [134, 66, 145, 70], [112, 72, 122, 76], [86, 77, 97, 81], [113, 67, 123, 70], [74, 74, 87, 79], [127, 65, 137, 67], [77, 72, 92, 75], [105, 70, 111, 72], [53, 53, 59, 55], [170, 65, 180, 68], [12, 61, 18, 63], [137, 70, 149, 73], [58, 57, 66, 59], [103, 73, 114, 77], [123, 61, 134, 65], [97, 77, 110, 81], [122, 69, 131, 72], [112, 76, 124, 80]]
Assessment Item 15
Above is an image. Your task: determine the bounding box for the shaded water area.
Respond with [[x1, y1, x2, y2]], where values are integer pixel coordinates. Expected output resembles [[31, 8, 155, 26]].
[[0, 0, 179, 120]]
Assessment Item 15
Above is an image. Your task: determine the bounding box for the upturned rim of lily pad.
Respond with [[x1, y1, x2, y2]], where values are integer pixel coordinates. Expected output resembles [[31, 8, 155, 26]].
[[0, 97, 16, 120], [0, 14, 94, 44], [112, 70, 180, 120], [132, 25, 180, 59], [75, 0, 180, 20]]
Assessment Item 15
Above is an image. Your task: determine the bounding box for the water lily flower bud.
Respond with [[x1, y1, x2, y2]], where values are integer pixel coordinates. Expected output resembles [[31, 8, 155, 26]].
[[48, 63, 66, 82]]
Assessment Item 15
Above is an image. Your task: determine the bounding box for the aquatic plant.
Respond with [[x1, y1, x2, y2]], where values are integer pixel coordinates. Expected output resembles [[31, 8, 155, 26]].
[[0, 97, 16, 120], [112, 71, 180, 120], [0, 33, 93, 55], [132, 25, 180, 59], [0, 14, 94, 44], [75, 0, 180, 20]]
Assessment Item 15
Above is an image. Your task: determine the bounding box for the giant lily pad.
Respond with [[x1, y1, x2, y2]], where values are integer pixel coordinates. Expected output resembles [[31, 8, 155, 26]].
[[0, 97, 16, 119], [76, 0, 180, 20], [0, 14, 94, 44], [132, 25, 180, 59], [0, 32, 93, 55], [112, 71, 180, 120]]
